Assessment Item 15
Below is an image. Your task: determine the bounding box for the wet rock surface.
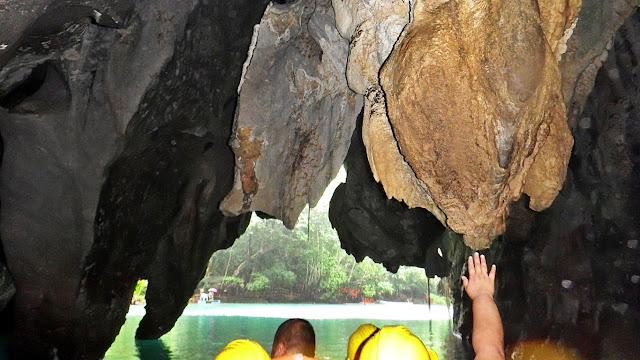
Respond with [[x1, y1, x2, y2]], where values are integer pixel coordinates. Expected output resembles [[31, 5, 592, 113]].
[[451, 10, 640, 358], [377, 0, 575, 248], [332, 3, 640, 359], [0, 0, 639, 359], [0, 0, 269, 358], [220, 0, 362, 228], [524, 13, 640, 356], [0, 261, 14, 314]]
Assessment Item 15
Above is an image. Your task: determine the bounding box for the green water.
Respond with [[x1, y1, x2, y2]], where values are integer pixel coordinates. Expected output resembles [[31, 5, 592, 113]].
[[105, 303, 471, 360], [0, 304, 471, 359]]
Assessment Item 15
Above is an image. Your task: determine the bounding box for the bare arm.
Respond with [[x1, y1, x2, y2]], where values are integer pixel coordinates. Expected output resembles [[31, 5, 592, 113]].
[[461, 253, 505, 360]]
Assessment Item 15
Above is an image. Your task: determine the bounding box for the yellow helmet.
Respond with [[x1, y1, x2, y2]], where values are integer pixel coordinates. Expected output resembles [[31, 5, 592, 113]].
[[347, 324, 379, 360], [507, 339, 582, 360], [358, 325, 439, 360], [213, 339, 271, 360]]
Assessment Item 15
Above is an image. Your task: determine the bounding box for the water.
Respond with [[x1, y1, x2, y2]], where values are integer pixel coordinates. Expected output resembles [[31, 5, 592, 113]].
[[105, 303, 470, 359], [0, 304, 471, 359]]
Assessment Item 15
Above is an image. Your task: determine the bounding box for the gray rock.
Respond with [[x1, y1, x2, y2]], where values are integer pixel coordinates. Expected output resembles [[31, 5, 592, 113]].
[[0, 0, 270, 358], [220, 0, 362, 229], [0, 262, 15, 312]]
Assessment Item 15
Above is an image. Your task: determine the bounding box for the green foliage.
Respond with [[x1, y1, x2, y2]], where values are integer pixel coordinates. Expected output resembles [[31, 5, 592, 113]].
[[396, 266, 429, 299], [428, 293, 449, 305], [246, 273, 270, 291], [206, 200, 450, 304], [132, 279, 148, 304], [263, 264, 296, 289], [221, 276, 244, 285]]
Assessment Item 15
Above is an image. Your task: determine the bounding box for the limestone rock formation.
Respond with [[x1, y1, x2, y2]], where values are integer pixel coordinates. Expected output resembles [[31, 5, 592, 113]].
[[330, 1, 640, 358], [560, 0, 640, 124], [373, 0, 578, 248], [0, 0, 269, 358], [0, 261, 14, 313], [332, 0, 410, 95], [220, 0, 362, 228], [329, 111, 449, 275], [0, 0, 640, 359], [446, 11, 640, 358]]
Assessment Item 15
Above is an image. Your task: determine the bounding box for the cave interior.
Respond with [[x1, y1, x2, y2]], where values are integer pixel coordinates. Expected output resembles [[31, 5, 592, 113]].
[[0, 0, 639, 359]]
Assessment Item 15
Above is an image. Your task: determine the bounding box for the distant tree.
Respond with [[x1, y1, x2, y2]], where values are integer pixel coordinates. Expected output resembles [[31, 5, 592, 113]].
[[350, 257, 393, 300], [205, 206, 447, 303], [246, 273, 270, 291], [131, 279, 148, 304], [263, 263, 296, 290], [396, 266, 429, 300]]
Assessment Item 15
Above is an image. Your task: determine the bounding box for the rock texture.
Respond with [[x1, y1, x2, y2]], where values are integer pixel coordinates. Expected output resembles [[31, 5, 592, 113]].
[[0, 0, 268, 358], [0, 261, 14, 313], [1, 0, 640, 359], [560, 0, 640, 125], [329, 2, 640, 359], [220, 0, 362, 228], [445, 11, 640, 359], [522, 15, 640, 356], [329, 111, 449, 275], [371, 0, 578, 248], [332, 0, 410, 95]]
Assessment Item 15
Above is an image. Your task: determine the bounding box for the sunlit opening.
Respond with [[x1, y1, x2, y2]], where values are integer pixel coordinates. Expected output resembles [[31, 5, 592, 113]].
[[109, 167, 461, 360]]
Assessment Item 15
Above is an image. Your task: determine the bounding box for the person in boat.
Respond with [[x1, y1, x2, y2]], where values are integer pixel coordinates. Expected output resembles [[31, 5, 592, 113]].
[[271, 318, 320, 360], [213, 339, 270, 360], [346, 324, 439, 360], [461, 252, 505, 360], [347, 252, 503, 360]]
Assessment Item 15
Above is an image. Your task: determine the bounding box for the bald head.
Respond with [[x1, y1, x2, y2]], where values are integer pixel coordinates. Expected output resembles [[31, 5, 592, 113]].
[[271, 318, 316, 358]]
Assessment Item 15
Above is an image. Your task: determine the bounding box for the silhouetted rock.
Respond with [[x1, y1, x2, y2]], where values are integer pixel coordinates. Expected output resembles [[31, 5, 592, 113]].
[[0, 0, 639, 359], [0, 0, 269, 358], [329, 111, 449, 275], [0, 261, 14, 313]]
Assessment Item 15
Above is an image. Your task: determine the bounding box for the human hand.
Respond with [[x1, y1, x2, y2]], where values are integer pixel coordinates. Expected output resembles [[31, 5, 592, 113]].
[[461, 252, 496, 300]]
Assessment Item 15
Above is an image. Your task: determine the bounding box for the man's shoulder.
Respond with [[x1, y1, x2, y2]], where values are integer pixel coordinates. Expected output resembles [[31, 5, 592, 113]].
[[272, 354, 320, 360]]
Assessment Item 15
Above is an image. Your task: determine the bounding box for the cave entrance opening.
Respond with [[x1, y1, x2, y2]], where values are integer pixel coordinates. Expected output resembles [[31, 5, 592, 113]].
[[107, 169, 462, 360], [131, 279, 148, 306], [201, 167, 449, 306]]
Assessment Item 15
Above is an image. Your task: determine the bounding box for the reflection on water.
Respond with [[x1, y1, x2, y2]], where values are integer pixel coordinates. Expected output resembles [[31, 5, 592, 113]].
[[105, 304, 472, 360], [135, 339, 172, 360], [0, 336, 7, 360]]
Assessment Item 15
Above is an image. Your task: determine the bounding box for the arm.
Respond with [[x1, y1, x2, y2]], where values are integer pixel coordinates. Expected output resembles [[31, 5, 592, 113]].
[[461, 253, 505, 360]]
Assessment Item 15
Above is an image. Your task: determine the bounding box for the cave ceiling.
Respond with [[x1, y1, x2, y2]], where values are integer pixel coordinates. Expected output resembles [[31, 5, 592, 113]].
[[0, 0, 639, 359]]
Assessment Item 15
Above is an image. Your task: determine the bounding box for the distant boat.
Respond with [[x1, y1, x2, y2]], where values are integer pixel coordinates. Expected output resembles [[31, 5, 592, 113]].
[[377, 300, 413, 305], [197, 289, 221, 305], [197, 299, 221, 305]]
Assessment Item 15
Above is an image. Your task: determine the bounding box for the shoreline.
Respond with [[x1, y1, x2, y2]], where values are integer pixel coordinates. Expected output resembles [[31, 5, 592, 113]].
[[127, 303, 453, 321]]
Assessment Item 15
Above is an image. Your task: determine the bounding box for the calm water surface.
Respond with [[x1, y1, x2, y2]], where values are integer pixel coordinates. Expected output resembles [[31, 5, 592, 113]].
[[104, 303, 471, 360]]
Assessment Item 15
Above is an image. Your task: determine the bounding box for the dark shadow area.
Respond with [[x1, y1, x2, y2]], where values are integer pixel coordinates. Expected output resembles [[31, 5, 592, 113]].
[[329, 110, 448, 275], [0, 63, 48, 110], [135, 339, 172, 360], [0, 62, 70, 114]]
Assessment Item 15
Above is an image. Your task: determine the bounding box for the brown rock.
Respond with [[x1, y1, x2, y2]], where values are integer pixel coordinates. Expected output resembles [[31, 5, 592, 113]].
[[537, 0, 582, 60], [377, 0, 577, 248]]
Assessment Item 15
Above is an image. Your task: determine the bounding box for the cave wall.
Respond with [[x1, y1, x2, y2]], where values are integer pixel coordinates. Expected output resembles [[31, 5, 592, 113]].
[[0, 0, 268, 358], [329, 110, 449, 275], [329, 3, 640, 359], [0, 0, 640, 359], [219, 0, 362, 228], [449, 9, 640, 359], [511, 11, 640, 357]]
